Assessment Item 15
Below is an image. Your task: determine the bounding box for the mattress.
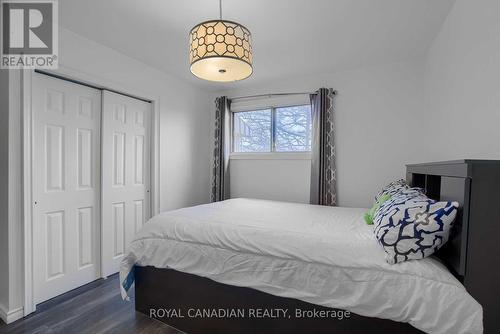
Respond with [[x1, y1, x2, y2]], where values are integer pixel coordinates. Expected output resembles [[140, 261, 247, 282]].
[[120, 198, 483, 334]]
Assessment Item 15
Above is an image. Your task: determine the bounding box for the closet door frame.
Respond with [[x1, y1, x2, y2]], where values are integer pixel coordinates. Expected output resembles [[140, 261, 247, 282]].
[[21, 66, 161, 316]]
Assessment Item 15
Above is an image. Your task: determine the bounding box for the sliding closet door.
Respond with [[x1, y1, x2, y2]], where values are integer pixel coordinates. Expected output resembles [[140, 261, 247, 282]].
[[32, 73, 101, 304], [101, 91, 151, 276]]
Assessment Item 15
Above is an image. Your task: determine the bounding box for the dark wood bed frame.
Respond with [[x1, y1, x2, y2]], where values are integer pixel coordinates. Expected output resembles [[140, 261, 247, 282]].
[[135, 160, 500, 333]]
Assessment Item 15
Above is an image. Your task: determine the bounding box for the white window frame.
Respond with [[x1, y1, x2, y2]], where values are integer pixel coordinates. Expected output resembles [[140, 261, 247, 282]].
[[230, 103, 312, 159]]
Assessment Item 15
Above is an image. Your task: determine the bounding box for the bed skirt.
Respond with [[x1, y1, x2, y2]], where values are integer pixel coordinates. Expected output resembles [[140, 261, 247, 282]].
[[134, 266, 423, 334]]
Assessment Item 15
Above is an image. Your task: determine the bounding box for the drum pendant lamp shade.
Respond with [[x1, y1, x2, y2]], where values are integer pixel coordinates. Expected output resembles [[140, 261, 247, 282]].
[[189, 1, 253, 82]]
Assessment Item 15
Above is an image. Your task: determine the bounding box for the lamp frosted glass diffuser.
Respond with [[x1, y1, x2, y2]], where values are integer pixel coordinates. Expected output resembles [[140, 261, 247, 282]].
[[189, 20, 253, 82]]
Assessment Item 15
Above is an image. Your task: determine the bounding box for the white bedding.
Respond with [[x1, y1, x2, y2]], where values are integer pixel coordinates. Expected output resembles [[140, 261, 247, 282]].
[[120, 198, 483, 334]]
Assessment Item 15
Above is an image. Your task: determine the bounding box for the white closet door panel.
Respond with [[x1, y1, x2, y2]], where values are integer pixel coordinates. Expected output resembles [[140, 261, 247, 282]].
[[45, 210, 65, 279], [77, 128, 93, 189], [112, 202, 125, 257], [32, 73, 101, 304], [134, 200, 145, 233], [77, 206, 94, 269], [102, 91, 151, 276]]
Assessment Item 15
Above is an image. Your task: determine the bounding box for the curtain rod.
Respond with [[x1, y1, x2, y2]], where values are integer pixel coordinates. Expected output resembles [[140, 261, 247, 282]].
[[229, 90, 338, 101]]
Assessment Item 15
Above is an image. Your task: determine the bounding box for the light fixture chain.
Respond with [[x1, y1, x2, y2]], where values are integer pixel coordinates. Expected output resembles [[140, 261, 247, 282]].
[[219, 0, 222, 20]]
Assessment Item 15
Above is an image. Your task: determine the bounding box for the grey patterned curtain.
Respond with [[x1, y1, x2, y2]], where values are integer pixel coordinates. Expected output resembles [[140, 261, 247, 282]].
[[310, 88, 337, 206], [211, 96, 231, 202]]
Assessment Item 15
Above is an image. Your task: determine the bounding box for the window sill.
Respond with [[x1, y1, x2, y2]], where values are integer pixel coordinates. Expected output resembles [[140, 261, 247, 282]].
[[229, 152, 312, 160]]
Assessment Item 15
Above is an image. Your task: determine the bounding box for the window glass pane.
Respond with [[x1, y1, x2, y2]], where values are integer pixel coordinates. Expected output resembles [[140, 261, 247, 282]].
[[233, 109, 272, 152], [275, 105, 312, 152]]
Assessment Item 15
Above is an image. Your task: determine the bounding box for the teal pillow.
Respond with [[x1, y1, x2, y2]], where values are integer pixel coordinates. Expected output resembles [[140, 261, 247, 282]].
[[364, 194, 391, 225]]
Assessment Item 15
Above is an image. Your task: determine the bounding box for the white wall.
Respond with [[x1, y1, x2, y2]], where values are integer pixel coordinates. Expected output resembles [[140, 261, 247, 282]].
[[7, 69, 23, 320], [219, 60, 426, 208], [224, 0, 500, 209], [3, 27, 213, 316], [230, 157, 311, 203], [423, 0, 500, 160], [0, 68, 10, 316], [225, 0, 500, 208], [57, 28, 213, 210], [0, 69, 24, 323]]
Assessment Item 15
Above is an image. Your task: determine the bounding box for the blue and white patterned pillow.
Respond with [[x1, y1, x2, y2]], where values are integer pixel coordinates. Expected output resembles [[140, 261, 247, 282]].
[[378, 187, 426, 206], [374, 179, 409, 203], [373, 193, 458, 264]]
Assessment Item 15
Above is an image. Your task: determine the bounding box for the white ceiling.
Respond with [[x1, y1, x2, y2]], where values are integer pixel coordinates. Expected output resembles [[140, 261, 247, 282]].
[[59, 0, 455, 91]]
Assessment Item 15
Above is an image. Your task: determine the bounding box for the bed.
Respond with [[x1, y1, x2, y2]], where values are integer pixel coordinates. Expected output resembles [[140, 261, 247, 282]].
[[120, 160, 500, 334]]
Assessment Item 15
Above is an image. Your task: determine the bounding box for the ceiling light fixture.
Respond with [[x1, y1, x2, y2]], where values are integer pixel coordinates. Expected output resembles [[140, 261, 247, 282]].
[[189, 0, 253, 82]]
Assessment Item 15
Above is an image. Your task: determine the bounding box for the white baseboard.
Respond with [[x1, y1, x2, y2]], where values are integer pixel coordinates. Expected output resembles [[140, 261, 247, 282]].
[[0, 303, 24, 324]]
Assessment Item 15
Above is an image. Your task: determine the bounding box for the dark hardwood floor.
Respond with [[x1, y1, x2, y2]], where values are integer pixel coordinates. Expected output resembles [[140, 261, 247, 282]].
[[0, 274, 182, 334]]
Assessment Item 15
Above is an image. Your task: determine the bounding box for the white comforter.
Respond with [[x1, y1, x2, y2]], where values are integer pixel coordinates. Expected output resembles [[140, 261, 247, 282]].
[[120, 198, 483, 334]]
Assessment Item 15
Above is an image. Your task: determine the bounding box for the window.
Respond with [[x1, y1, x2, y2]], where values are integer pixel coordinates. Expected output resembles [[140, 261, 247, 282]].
[[233, 109, 272, 152], [232, 105, 312, 153], [275, 105, 312, 152]]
